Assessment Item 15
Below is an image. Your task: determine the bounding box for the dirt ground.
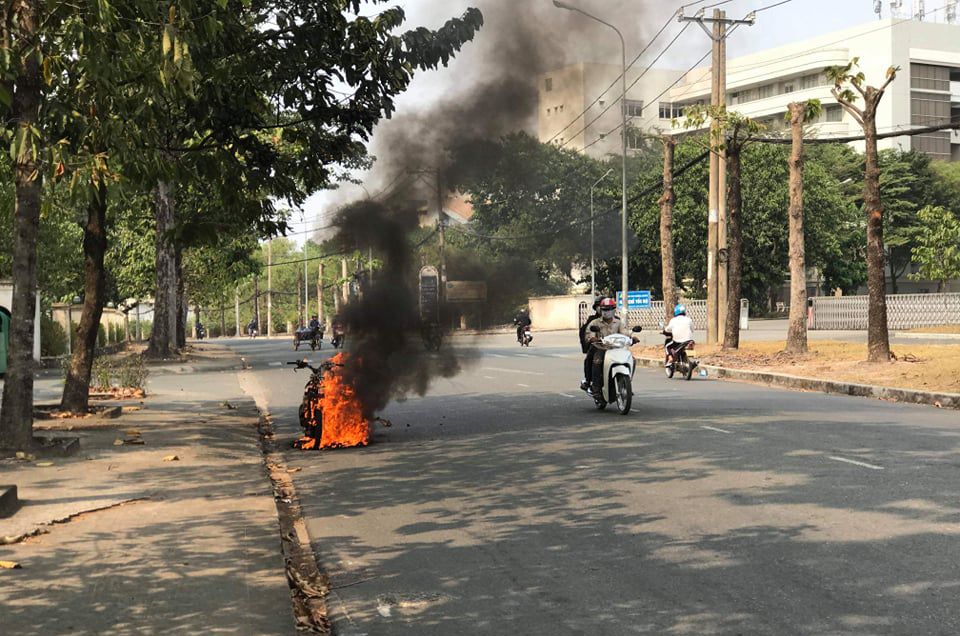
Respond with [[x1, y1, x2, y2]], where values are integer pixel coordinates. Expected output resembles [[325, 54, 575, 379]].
[[634, 336, 960, 395]]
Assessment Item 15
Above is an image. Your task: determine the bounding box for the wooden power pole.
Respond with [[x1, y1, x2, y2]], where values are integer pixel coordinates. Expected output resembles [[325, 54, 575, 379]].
[[678, 7, 754, 343]]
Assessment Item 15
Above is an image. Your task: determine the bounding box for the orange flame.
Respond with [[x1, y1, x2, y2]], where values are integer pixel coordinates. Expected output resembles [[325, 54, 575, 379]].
[[318, 353, 369, 449]]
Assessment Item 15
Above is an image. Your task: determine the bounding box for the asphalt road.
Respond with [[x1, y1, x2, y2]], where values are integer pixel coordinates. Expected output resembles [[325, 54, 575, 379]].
[[229, 331, 960, 636]]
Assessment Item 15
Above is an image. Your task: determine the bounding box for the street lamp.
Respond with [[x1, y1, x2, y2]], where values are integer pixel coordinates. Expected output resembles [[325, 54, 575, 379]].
[[553, 0, 629, 323], [590, 168, 614, 300]]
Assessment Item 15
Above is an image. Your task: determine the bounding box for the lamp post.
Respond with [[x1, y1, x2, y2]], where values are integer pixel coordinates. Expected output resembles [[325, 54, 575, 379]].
[[553, 0, 629, 322], [590, 168, 614, 300]]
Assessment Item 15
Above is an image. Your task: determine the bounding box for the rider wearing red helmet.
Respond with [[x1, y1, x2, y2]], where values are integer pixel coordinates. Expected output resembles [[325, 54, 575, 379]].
[[583, 297, 633, 395]]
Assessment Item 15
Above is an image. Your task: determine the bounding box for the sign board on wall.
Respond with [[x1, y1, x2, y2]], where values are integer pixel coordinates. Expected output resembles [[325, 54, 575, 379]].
[[446, 281, 487, 302], [616, 290, 652, 310], [419, 266, 439, 320]]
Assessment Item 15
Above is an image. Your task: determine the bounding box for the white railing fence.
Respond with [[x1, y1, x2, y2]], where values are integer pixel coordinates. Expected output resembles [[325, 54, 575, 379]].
[[810, 293, 960, 330]]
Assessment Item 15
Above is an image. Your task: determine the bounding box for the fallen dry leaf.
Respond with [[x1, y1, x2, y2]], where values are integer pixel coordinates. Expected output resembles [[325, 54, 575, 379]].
[[162, 455, 180, 462], [126, 429, 141, 435], [0, 560, 22, 569], [113, 439, 124, 446], [287, 467, 302, 473], [15, 452, 36, 461], [35, 462, 54, 467], [934, 401, 943, 408]]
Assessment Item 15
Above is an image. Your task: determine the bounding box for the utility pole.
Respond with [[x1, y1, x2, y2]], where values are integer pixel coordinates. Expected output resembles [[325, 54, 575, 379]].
[[436, 169, 446, 303], [234, 286, 240, 336], [317, 264, 323, 326], [678, 7, 754, 343], [267, 240, 272, 337]]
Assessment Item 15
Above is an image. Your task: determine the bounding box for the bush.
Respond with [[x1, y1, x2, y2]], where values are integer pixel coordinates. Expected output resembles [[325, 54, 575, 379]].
[[91, 356, 113, 389], [41, 314, 68, 357], [116, 355, 148, 390], [97, 324, 106, 348]]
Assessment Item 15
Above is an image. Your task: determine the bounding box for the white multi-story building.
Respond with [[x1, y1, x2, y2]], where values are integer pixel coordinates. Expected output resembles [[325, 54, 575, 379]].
[[540, 16, 960, 161]]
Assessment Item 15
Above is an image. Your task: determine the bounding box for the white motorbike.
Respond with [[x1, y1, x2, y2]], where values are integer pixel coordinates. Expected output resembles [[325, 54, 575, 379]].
[[586, 325, 643, 414]]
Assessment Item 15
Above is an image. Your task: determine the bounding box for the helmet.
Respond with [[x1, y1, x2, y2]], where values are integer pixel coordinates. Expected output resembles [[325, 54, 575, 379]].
[[311, 314, 318, 319], [674, 303, 686, 316], [599, 298, 617, 311]]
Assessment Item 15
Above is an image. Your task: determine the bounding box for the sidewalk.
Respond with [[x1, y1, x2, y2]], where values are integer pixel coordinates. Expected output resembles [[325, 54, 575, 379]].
[[0, 345, 297, 636]]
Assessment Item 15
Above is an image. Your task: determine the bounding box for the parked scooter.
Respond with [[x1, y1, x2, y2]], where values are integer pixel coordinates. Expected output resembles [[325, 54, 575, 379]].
[[519, 324, 532, 347], [586, 324, 643, 414]]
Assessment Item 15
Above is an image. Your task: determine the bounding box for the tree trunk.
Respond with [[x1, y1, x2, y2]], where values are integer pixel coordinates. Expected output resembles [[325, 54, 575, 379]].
[[722, 145, 743, 350], [61, 176, 108, 413], [0, 0, 44, 451], [659, 136, 677, 321], [863, 113, 891, 362], [219, 294, 226, 337], [176, 248, 186, 349], [785, 103, 808, 354], [146, 180, 179, 358]]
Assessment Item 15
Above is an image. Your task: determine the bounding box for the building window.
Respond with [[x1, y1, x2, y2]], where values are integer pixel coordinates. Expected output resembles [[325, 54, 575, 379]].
[[659, 101, 673, 119], [910, 63, 949, 91], [800, 73, 820, 89], [624, 99, 644, 117], [825, 104, 842, 122], [758, 84, 774, 99], [545, 77, 553, 92], [782, 83, 794, 94]]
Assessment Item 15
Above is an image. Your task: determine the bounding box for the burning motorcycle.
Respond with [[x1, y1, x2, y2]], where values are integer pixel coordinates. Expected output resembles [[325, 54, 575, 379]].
[[288, 354, 369, 450], [586, 325, 643, 414]]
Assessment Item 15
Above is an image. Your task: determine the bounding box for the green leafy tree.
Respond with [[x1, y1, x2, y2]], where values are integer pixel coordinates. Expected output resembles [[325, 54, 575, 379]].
[[911, 205, 960, 292]]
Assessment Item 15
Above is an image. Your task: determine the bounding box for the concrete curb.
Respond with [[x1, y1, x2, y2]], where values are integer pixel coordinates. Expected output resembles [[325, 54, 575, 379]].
[[891, 332, 960, 341], [634, 357, 960, 409]]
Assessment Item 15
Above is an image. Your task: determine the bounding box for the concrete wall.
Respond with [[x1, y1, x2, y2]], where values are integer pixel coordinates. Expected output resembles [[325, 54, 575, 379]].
[[0, 281, 41, 361], [529, 294, 591, 330], [50, 304, 130, 345]]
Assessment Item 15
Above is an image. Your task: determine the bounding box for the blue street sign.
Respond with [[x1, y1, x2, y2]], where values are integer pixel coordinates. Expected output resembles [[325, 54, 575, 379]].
[[616, 290, 651, 310]]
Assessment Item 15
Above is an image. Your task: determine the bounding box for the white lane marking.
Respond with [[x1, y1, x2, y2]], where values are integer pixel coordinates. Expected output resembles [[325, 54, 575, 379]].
[[702, 425, 731, 434], [559, 392, 577, 398], [482, 366, 544, 376], [828, 456, 884, 470], [488, 353, 507, 358], [483, 376, 495, 380], [517, 383, 530, 388], [268, 361, 282, 367]]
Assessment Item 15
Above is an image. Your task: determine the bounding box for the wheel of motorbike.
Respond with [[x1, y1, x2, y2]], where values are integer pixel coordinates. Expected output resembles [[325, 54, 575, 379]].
[[664, 357, 675, 378], [682, 351, 694, 381], [614, 375, 632, 415], [294, 336, 300, 351], [310, 338, 318, 351]]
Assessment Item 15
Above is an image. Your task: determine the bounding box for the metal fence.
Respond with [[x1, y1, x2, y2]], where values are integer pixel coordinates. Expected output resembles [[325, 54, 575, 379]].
[[810, 292, 960, 330], [578, 299, 709, 329]]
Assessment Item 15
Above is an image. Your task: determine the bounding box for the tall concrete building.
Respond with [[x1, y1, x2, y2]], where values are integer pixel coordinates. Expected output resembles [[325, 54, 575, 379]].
[[540, 15, 960, 161]]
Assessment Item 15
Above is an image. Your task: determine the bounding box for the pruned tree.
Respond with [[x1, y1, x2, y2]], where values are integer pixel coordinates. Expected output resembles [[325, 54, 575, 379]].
[[680, 105, 764, 350], [784, 100, 822, 355], [826, 58, 898, 362], [658, 135, 678, 321]]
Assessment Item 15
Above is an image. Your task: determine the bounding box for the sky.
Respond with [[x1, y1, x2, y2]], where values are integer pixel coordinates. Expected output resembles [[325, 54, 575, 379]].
[[285, 0, 956, 243]]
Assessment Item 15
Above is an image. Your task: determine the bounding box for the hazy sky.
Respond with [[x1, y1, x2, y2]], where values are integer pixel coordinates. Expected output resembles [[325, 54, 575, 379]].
[[288, 0, 954, 241]]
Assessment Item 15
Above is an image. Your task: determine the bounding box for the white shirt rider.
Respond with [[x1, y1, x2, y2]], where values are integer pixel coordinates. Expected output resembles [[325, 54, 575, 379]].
[[665, 312, 694, 343]]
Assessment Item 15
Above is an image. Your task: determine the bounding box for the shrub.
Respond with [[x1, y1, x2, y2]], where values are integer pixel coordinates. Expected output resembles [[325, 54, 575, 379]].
[[91, 356, 114, 389], [97, 324, 106, 348], [41, 314, 68, 357], [116, 355, 148, 390]]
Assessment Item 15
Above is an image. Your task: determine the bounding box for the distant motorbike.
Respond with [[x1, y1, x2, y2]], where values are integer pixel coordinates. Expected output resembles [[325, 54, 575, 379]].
[[519, 325, 532, 347], [661, 323, 697, 381], [421, 322, 442, 351], [196, 324, 206, 340], [294, 327, 322, 351], [586, 325, 643, 414], [330, 325, 345, 349]]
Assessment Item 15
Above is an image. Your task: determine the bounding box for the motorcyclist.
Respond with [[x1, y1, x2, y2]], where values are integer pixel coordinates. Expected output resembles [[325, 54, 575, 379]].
[[514, 309, 532, 343], [579, 297, 605, 391], [585, 297, 636, 395], [663, 303, 694, 369], [248, 317, 258, 337], [308, 314, 322, 339]]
